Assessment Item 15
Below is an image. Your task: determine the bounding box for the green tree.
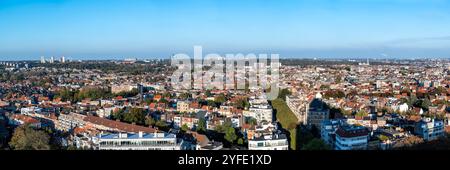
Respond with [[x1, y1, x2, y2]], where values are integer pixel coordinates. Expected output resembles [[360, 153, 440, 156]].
[[145, 117, 156, 126], [123, 107, 146, 125], [159, 98, 169, 104], [246, 117, 257, 126], [214, 94, 226, 104], [297, 125, 314, 149], [421, 98, 432, 110], [277, 88, 291, 101], [197, 118, 207, 133], [234, 98, 250, 109], [155, 120, 168, 131], [237, 138, 244, 145], [302, 138, 331, 150], [180, 93, 190, 100], [9, 125, 51, 150], [207, 100, 217, 107], [356, 110, 368, 117], [205, 90, 212, 97], [181, 124, 189, 132], [224, 127, 237, 144], [335, 76, 342, 84], [379, 135, 389, 141], [215, 120, 232, 133]]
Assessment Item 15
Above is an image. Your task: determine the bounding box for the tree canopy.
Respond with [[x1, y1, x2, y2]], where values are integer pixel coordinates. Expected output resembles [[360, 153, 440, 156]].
[[9, 125, 51, 150], [224, 127, 237, 144]]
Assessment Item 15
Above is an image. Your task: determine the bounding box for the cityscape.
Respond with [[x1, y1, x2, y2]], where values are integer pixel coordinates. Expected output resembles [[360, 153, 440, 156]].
[[0, 57, 449, 151], [1, 0, 450, 154]]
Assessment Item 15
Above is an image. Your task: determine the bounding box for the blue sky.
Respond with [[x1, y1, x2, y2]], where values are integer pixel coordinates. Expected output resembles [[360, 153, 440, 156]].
[[1, 0, 450, 60]]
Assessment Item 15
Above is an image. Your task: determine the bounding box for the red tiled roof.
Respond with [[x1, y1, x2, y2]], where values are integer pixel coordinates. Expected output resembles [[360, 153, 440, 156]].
[[83, 116, 157, 133], [12, 114, 40, 124]]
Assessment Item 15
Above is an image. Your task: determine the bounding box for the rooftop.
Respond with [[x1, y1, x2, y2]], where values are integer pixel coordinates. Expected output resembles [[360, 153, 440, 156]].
[[99, 132, 176, 139]]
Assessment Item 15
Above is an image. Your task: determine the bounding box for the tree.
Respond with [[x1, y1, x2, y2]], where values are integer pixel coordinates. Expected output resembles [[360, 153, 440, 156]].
[[277, 88, 291, 101], [224, 127, 237, 144], [207, 100, 217, 107], [159, 98, 169, 104], [234, 98, 250, 109], [356, 110, 368, 117], [335, 76, 342, 84], [237, 138, 244, 145], [420, 98, 432, 110], [180, 93, 190, 100], [181, 124, 189, 132], [393, 136, 424, 149], [297, 125, 314, 149], [197, 118, 207, 133], [155, 120, 168, 130], [111, 108, 124, 121], [340, 108, 352, 117], [123, 107, 146, 125], [9, 125, 51, 150], [302, 138, 331, 150], [205, 90, 212, 97], [379, 135, 389, 141], [214, 94, 226, 104], [145, 117, 156, 126], [215, 120, 232, 133], [246, 117, 257, 126]]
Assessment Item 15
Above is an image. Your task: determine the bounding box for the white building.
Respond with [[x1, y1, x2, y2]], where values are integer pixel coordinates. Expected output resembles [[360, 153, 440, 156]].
[[96, 132, 182, 150], [398, 103, 409, 113], [320, 119, 341, 147], [414, 118, 445, 141], [111, 84, 138, 94], [20, 106, 42, 115], [248, 104, 273, 123], [96, 107, 114, 118], [173, 116, 182, 129], [248, 133, 289, 150], [335, 126, 369, 150], [286, 95, 307, 124], [56, 113, 86, 132], [248, 122, 289, 150], [40, 56, 46, 64]]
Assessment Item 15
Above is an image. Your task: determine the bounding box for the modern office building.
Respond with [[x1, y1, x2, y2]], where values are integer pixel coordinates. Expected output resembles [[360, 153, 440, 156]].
[[96, 132, 182, 150], [248, 132, 289, 150]]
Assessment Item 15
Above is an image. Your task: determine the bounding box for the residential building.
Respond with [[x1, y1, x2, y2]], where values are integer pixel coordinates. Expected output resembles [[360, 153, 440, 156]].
[[56, 113, 86, 132], [335, 125, 369, 150], [306, 96, 330, 128], [96, 132, 182, 150], [248, 105, 273, 123], [320, 119, 341, 147], [414, 118, 445, 141], [177, 101, 190, 113], [248, 132, 289, 150]]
